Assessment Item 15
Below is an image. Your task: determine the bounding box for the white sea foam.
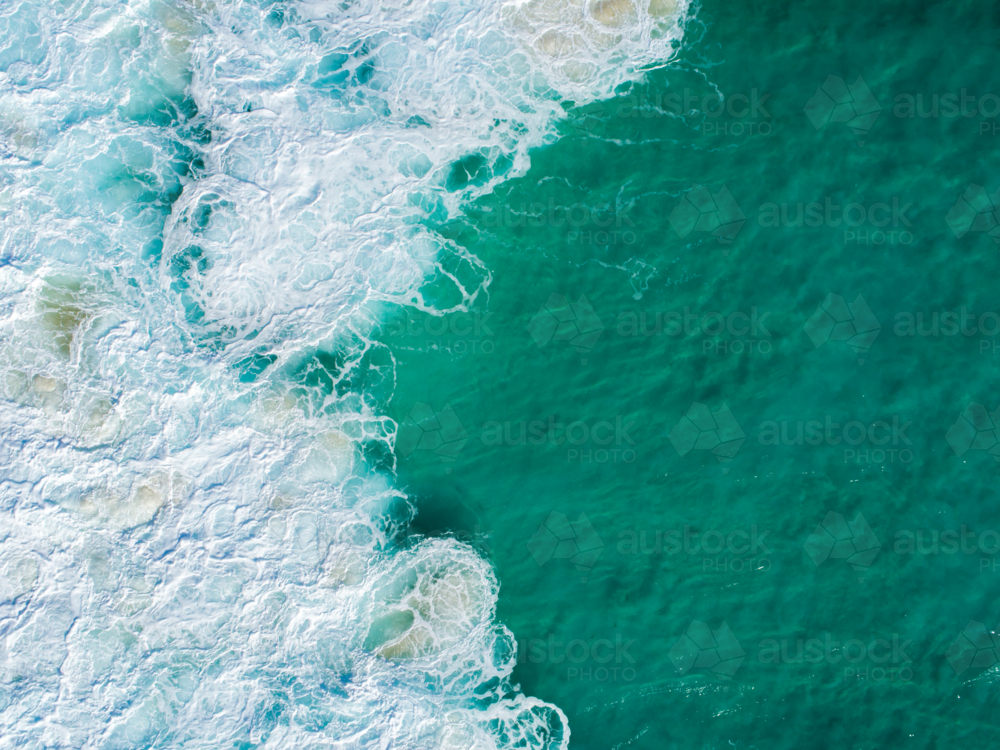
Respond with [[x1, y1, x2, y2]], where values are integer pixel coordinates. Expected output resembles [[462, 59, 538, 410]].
[[0, 0, 688, 746]]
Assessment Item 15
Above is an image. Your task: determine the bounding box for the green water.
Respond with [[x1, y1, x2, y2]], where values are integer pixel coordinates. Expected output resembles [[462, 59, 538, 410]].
[[391, 0, 1000, 746]]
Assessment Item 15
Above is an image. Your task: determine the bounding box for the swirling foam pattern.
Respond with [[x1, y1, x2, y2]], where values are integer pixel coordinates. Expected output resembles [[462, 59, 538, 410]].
[[0, 0, 687, 746]]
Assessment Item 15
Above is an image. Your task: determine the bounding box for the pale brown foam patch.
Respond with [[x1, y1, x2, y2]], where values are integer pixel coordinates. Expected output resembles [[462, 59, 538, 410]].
[[252, 393, 356, 494], [0, 554, 39, 603], [72, 472, 187, 531], [122, 0, 207, 107], [36, 276, 95, 359], [2, 370, 122, 444], [299, 431, 354, 485], [647, 0, 679, 17], [364, 541, 492, 660], [590, 0, 639, 27], [0, 275, 124, 443], [503, 0, 682, 85], [323, 547, 367, 588], [438, 717, 496, 750], [0, 273, 178, 540], [2, 373, 67, 416], [0, 105, 39, 160]]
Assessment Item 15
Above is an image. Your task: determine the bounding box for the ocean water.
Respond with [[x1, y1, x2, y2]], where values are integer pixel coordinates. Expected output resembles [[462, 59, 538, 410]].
[[2, 0, 1000, 748]]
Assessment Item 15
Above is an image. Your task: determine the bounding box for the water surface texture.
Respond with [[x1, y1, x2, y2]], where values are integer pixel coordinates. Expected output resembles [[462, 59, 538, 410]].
[[2, 0, 999, 748]]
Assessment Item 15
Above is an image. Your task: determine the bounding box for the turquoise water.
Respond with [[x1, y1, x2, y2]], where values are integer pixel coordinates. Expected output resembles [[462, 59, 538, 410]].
[[392, 0, 1000, 747], [3, 0, 1000, 747]]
